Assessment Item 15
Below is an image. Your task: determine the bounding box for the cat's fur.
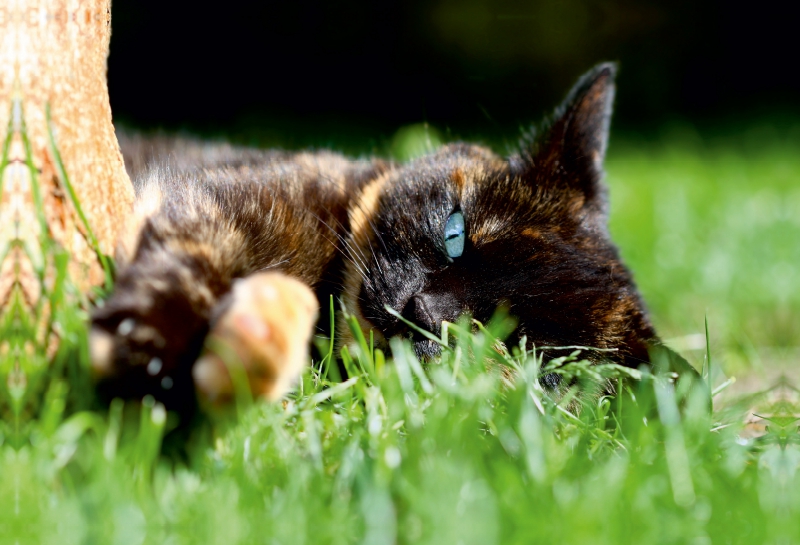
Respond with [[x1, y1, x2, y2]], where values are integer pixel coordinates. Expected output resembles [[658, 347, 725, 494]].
[[91, 63, 661, 414]]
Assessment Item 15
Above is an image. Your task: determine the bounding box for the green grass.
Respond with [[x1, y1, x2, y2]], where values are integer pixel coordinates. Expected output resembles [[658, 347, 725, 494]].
[[607, 127, 800, 378], [1, 123, 799, 544]]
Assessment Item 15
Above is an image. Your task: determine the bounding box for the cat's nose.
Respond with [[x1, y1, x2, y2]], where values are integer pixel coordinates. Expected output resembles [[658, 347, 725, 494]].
[[402, 294, 436, 333], [401, 292, 458, 334]]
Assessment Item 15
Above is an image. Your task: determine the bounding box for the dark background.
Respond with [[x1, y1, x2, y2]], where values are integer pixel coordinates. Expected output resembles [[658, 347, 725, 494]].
[[108, 0, 800, 149]]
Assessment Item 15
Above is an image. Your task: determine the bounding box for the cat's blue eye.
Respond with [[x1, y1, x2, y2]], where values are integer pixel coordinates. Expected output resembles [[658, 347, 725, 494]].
[[444, 211, 465, 259]]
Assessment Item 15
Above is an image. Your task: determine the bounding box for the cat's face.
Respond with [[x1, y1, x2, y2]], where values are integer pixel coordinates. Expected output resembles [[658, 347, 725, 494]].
[[341, 64, 657, 367]]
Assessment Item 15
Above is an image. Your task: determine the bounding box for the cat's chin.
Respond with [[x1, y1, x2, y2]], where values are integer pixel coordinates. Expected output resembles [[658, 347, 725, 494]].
[[411, 338, 442, 361]]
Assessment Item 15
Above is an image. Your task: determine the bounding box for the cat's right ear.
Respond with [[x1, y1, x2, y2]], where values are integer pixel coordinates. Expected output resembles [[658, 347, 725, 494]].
[[514, 63, 617, 213]]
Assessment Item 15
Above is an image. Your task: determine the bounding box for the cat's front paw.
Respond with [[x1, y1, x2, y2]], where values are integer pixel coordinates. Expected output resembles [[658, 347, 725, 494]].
[[89, 287, 211, 413], [192, 272, 318, 405]]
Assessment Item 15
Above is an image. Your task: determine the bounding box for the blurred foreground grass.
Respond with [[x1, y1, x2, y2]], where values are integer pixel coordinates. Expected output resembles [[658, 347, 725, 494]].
[[0, 125, 798, 544]]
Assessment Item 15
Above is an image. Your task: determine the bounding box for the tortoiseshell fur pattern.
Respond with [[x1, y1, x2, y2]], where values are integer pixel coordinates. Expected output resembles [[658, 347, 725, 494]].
[[92, 63, 663, 413]]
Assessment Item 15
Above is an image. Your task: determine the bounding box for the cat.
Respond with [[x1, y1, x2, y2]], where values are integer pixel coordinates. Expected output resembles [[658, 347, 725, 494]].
[[90, 63, 673, 415]]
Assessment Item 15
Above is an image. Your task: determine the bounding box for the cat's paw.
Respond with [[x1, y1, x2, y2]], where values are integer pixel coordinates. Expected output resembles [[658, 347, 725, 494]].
[[89, 323, 187, 409], [89, 289, 209, 412], [192, 271, 318, 405]]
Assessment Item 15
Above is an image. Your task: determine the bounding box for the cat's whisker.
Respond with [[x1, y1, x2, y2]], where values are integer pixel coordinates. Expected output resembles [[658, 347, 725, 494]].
[[365, 243, 386, 284], [255, 259, 291, 272], [342, 197, 387, 277], [309, 211, 370, 279], [342, 239, 370, 280]]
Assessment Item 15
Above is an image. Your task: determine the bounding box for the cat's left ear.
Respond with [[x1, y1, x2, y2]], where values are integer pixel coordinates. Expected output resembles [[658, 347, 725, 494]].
[[515, 62, 617, 211]]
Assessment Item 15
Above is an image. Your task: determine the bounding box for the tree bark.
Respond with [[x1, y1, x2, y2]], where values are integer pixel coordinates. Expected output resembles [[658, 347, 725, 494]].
[[0, 0, 133, 310]]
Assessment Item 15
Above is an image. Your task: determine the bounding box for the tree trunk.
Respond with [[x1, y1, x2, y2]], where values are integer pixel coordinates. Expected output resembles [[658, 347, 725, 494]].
[[0, 0, 133, 311]]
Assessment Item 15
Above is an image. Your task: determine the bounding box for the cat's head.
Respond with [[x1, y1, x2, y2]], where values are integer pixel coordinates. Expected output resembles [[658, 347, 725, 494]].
[[341, 63, 657, 367]]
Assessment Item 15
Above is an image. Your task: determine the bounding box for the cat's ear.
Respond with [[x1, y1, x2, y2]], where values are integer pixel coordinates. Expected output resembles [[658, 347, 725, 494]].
[[516, 63, 617, 211]]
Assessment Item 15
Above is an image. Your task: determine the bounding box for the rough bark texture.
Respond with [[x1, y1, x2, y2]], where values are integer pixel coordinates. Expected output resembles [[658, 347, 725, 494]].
[[0, 0, 133, 309]]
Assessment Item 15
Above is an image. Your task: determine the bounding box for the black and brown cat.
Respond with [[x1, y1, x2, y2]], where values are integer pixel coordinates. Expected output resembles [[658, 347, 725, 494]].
[[91, 63, 670, 414]]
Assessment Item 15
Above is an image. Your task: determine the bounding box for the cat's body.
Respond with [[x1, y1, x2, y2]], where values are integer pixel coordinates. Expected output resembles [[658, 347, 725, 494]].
[[92, 64, 661, 414], [92, 137, 387, 410]]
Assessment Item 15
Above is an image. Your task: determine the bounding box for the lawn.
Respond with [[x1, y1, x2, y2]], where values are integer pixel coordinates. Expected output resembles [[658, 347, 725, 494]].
[[1, 125, 798, 544]]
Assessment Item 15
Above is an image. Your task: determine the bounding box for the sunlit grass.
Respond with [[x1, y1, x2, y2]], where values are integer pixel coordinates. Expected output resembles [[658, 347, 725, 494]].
[[607, 128, 800, 381]]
